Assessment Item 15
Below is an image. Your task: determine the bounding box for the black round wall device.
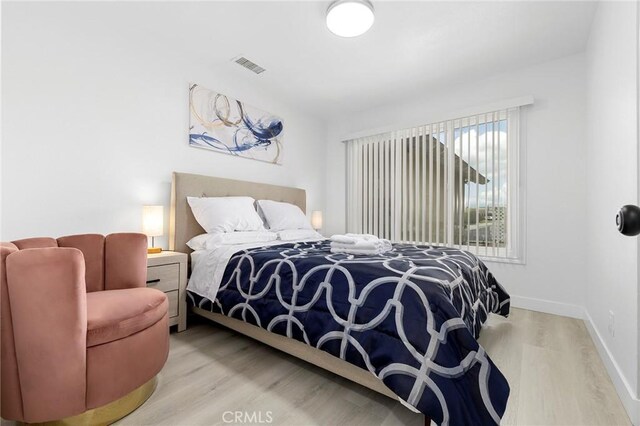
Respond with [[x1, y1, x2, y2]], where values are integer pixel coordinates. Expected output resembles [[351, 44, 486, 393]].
[[617, 205, 640, 236]]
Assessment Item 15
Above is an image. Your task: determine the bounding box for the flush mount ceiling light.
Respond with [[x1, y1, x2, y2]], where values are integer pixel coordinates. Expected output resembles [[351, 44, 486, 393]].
[[326, 0, 375, 38]]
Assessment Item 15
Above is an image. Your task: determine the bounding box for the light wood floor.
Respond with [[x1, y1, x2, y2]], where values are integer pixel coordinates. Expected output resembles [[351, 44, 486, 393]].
[[112, 308, 631, 426], [0, 309, 628, 425]]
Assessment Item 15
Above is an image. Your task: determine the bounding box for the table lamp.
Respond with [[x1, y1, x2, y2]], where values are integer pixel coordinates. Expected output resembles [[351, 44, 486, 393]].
[[311, 210, 323, 232], [143, 205, 163, 254]]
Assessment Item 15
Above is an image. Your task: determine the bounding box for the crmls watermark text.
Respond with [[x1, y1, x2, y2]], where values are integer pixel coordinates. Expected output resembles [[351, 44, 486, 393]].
[[222, 411, 274, 424]]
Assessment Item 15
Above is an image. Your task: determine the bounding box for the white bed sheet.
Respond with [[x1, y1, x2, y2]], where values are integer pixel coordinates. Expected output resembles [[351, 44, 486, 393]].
[[187, 238, 325, 302]]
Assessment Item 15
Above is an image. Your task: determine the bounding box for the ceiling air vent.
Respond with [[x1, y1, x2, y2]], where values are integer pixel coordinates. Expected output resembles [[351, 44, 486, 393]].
[[234, 56, 266, 75]]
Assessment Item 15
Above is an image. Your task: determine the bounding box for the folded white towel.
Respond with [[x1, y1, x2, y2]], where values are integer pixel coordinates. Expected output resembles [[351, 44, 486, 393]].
[[330, 233, 379, 245], [346, 233, 378, 239], [331, 235, 357, 245], [330, 235, 392, 255], [331, 241, 374, 250], [331, 240, 391, 251], [330, 247, 387, 255]]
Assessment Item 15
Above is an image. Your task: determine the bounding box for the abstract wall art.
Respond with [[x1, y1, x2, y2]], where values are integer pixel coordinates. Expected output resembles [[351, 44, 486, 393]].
[[189, 83, 284, 164]]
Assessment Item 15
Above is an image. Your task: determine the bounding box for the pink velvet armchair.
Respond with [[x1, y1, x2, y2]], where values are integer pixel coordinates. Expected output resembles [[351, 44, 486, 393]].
[[1, 233, 169, 424]]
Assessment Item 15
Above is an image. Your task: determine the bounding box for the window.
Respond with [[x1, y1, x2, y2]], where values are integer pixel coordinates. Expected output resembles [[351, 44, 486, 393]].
[[345, 107, 523, 261]]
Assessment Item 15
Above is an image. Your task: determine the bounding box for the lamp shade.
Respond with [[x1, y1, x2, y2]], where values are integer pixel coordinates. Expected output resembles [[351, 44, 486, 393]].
[[311, 211, 323, 230], [142, 205, 164, 237]]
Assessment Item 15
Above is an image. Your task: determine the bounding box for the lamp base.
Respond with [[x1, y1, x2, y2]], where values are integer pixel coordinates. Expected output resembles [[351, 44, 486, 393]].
[[147, 247, 162, 254]]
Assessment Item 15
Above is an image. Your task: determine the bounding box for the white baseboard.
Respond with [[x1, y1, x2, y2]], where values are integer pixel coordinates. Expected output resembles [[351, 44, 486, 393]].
[[509, 295, 585, 319], [583, 309, 639, 425]]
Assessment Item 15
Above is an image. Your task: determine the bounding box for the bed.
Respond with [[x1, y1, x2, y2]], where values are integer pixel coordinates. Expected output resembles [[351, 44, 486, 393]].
[[169, 171, 511, 426]]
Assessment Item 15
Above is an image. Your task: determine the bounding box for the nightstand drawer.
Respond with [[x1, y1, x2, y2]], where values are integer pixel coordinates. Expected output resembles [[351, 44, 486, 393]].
[[146, 263, 180, 292], [167, 290, 179, 318]]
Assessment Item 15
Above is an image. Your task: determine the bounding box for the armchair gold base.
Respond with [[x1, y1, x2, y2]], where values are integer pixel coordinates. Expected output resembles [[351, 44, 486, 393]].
[[21, 376, 157, 426]]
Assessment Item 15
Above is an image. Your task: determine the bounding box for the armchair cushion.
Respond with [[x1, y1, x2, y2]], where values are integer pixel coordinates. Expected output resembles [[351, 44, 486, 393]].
[[5, 248, 87, 423], [104, 233, 148, 290], [1, 242, 22, 421], [11, 237, 57, 250], [57, 234, 105, 292], [86, 287, 168, 347]]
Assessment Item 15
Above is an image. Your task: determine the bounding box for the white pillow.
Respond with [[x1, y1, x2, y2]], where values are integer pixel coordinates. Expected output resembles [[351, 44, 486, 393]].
[[257, 200, 312, 231], [187, 231, 278, 251], [277, 229, 323, 241], [187, 196, 264, 234]]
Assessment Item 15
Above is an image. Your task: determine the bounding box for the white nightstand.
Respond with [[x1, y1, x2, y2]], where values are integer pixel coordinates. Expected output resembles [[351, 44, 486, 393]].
[[146, 251, 187, 332]]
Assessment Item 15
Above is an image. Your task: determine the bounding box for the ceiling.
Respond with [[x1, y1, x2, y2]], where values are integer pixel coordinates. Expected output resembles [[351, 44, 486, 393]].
[[9, 1, 598, 119]]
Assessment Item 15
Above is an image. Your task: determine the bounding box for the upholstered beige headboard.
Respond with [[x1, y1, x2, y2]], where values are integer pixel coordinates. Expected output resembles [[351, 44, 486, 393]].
[[170, 172, 306, 254]]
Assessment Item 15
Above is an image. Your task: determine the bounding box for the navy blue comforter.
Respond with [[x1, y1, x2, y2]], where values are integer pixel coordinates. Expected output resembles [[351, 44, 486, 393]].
[[188, 240, 510, 425]]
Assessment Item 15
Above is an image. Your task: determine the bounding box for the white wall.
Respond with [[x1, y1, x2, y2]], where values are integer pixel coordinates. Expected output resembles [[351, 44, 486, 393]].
[[1, 4, 327, 247], [325, 53, 588, 314], [585, 0, 639, 419]]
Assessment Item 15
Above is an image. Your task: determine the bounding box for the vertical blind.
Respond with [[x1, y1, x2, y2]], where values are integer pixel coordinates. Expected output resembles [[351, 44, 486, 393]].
[[345, 108, 520, 259]]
